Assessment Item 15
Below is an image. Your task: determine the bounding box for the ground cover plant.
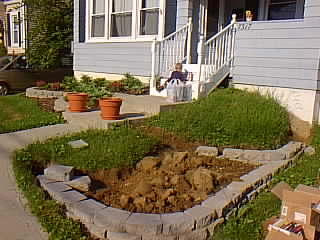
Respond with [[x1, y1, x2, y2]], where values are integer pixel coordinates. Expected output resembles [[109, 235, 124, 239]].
[[0, 94, 63, 134], [213, 127, 320, 240], [13, 127, 158, 239], [150, 88, 290, 149]]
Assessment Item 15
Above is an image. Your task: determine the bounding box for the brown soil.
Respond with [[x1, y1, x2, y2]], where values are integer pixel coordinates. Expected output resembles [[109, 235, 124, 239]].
[[85, 151, 255, 214]]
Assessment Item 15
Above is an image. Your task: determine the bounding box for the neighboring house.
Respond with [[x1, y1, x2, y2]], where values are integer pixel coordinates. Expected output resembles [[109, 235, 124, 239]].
[[2, 0, 26, 55], [73, 0, 320, 124]]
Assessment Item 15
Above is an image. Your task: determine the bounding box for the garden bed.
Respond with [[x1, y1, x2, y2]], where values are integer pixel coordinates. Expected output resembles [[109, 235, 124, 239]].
[[86, 152, 255, 214]]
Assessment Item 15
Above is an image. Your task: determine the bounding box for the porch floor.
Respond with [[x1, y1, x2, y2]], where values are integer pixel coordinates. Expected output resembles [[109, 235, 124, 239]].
[[63, 93, 187, 129]]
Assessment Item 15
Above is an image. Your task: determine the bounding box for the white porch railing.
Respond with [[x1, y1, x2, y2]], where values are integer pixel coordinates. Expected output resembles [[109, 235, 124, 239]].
[[150, 18, 192, 91], [199, 15, 237, 83]]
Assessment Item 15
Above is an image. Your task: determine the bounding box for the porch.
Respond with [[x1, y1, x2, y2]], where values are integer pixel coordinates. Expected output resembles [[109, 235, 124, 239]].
[[149, 0, 308, 99]]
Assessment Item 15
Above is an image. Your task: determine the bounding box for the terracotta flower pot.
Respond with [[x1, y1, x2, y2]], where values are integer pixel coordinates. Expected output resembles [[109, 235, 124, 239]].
[[67, 93, 88, 112], [99, 97, 122, 120]]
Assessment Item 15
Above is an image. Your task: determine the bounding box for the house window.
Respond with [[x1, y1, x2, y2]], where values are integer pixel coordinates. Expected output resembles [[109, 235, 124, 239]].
[[111, 0, 133, 37], [140, 0, 160, 35], [87, 0, 164, 42], [91, 0, 105, 37], [12, 15, 19, 45], [268, 0, 297, 20]]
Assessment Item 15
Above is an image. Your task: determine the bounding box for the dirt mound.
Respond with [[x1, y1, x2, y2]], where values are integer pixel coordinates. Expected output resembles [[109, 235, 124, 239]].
[[86, 151, 255, 214]]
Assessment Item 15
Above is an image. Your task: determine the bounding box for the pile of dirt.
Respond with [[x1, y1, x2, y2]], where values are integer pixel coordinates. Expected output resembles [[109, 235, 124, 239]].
[[86, 151, 255, 214]]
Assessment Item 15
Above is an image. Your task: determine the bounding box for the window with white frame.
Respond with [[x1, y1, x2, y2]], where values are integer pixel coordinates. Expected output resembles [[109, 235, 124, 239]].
[[91, 0, 105, 37], [140, 0, 160, 35], [87, 0, 164, 41], [12, 15, 20, 45], [111, 0, 133, 37]]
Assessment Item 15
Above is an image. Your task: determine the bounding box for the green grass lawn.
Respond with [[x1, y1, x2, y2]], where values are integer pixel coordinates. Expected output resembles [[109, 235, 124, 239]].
[[213, 127, 320, 240], [150, 88, 290, 149], [0, 94, 63, 134], [13, 127, 159, 239]]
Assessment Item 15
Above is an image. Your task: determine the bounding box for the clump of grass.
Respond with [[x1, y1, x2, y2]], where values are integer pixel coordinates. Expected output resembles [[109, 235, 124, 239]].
[[213, 127, 320, 240], [0, 94, 63, 134], [22, 127, 159, 170], [150, 88, 290, 149], [13, 127, 159, 239]]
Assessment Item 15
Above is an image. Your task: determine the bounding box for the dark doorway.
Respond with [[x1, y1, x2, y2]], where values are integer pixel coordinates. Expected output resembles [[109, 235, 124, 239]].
[[245, 0, 260, 21], [206, 0, 220, 39]]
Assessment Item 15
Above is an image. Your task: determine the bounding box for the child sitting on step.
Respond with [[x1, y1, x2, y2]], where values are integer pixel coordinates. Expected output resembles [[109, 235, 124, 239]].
[[166, 63, 188, 102]]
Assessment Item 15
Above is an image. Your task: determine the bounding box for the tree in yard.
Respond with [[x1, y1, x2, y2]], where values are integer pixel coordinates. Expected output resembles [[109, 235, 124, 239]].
[[23, 0, 73, 70]]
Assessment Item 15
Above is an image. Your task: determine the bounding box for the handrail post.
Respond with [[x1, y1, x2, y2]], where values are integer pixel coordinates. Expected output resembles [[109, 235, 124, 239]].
[[197, 35, 205, 65], [230, 14, 237, 78], [150, 39, 157, 92], [186, 17, 193, 64]]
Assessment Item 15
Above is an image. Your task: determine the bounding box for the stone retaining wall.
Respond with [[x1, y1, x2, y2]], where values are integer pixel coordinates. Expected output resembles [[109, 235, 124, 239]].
[[37, 142, 305, 240], [26, 87, 65, 99]]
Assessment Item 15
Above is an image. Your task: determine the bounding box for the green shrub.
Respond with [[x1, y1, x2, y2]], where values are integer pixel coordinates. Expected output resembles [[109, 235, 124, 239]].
[[150, 88, 290, 149]]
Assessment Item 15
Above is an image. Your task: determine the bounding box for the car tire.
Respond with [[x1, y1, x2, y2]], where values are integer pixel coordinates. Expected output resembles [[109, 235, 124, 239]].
[[0, 83, 8, 96]]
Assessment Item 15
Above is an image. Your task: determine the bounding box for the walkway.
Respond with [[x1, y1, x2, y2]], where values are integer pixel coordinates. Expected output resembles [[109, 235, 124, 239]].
[[0, 124, 83, 240]]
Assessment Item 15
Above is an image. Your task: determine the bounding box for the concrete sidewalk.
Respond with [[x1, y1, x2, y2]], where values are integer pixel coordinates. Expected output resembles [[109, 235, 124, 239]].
[[0, 124, 83, 240]]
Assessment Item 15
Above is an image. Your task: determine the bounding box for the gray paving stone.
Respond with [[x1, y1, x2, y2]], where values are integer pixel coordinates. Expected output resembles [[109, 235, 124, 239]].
[[178, 228, 209, 240], [240, 172, 263, 188], [126, 213, 163, 235], [94, 207, 131, 232], [226, 181, 252, 196], [201, 189, 234, 218], [262, 150, 286, 161], [85, 223, 107, 239], [184, 205, 214, 229], [304, 146, 316, 156], [278, 141, 303, 159], [53, 190, 87, 206], [41, 181, 72, 197], [195, 146, 218, 157], [160, 212, 195, 234], [68, 139, 89, 149], [37, 175, 57, 185], [223, 148, 244, 159], [44, 165, 74, 181], [142, 234, 178, 240], [66, 176, 91, 192], [206, 218, 224, 236], [68, 199, 107, 224], [107, 232, 141, 240]]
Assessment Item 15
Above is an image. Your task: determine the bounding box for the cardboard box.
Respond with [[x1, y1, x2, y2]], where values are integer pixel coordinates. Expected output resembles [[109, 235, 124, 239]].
[[266, 183, 320, 240]]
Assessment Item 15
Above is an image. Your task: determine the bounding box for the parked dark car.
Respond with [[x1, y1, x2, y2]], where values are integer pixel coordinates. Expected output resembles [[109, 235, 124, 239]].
[[0, 57, 73, 96]]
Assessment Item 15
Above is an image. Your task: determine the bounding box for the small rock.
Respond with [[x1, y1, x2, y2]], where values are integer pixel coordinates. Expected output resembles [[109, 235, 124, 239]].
[[173, 152, 189, 163], [304, 146, 316, 156], [134, 182, 153, 195], [68, 139, 89, 149], [161, 152, 174, 166], [44, 165, 74, 182], [151, 176, 165, 186], [66, 176, 91, 192], [161, 189, 176, 200], [136, 157, 161, 171], [196, 146, 219, 157], [120, 195, 131, 208], [191, 168, 215, 193], [170, 175, 181, 185], [54, 96, 68, 112], [190, 156, 204, 168], [133, 197, 146, 209]]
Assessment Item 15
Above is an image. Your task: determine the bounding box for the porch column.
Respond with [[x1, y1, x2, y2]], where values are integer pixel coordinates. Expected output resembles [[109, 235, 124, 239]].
[[176, 0, 193, 29]]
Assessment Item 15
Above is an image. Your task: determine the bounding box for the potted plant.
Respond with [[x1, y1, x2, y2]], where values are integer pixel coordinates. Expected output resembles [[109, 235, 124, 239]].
[[99, 95, 123, 120], [67, 92, 89, 112], [62, 76, 89, 112]]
